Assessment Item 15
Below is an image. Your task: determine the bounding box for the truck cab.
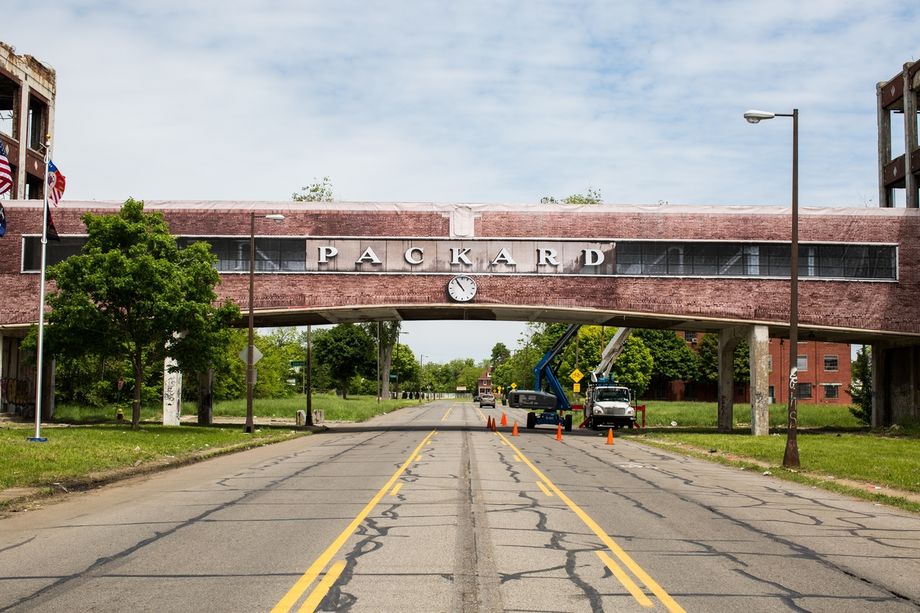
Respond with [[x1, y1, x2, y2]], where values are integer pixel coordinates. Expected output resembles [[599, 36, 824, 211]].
[[585, 382, 636, 429]]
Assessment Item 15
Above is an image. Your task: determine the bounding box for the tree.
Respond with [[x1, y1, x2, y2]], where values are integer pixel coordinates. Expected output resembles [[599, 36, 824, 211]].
[[292, 176, 334, 202], [634, 329, 699, 391], [43, 198, 239, 428], [611, 337, 654, 396], [490, 342, 511, 367], [848, 346, 872, 425], [312, 324, 375, 398], [696, 333, 750, 383], [541, 188, 603, 205]]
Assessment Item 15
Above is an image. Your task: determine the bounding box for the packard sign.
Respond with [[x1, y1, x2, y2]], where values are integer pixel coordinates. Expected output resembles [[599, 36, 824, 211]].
[[305, 239, 616, 276]]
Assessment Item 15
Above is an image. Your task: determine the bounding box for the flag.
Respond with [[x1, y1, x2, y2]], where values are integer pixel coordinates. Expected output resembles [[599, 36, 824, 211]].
[[45, 201, 60, 242], [0, 202, 6, 238], [47, 160, 66, 206], [0, 140, 12, 196]]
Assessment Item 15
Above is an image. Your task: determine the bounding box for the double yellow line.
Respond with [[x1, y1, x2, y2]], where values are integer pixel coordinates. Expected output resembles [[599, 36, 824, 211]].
[[271, 430, 437, 613], [496, 431, 685, 612]]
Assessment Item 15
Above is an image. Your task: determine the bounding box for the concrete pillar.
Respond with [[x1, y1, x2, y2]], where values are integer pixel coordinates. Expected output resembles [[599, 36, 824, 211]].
[[0, 333, 5, 413], [904, 65, 918, 208], [15, 84, 29, 200], [871, 342, 886, 428], [163, 357, 182, 426], [717, 327, 747, 433], [877, 82, 892, 208], [41, 359, 55, 420], [748, 326, 770, 435], [197, 368, 213, 425]]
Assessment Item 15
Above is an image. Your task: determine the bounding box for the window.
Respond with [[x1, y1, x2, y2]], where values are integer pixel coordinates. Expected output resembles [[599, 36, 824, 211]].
[[796, 382, 813, 399], [797, 355, 808, 371], [177, 237, 306, 272], [684, 332, 697, 344], [823, 384, 839, 399], [769, 385, 775, 400], [22, 236, 87, 271], [613, 241, 896, 280], [823, 355, 839, 372], [767, 355, 773, 372]]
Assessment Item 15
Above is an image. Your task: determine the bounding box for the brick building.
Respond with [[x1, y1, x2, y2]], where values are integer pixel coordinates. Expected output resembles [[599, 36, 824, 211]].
[[767, 340, 852, 405], [0, 43, 55, 200]]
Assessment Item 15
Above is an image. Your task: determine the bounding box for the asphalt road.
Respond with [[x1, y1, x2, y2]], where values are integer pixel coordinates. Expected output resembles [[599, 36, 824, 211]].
[[1, 399, 919, 612]]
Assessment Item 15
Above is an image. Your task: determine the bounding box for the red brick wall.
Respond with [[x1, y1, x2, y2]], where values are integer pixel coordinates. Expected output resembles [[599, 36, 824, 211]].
[[2, 201, 919, 340]]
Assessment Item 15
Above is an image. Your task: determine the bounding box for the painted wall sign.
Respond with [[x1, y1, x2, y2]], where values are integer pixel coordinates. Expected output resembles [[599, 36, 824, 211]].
[[305, 239, 617, 275]]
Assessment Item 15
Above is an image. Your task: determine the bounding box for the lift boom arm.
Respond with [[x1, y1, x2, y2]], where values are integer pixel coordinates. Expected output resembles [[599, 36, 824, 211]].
[[532, 324, 581, 411]]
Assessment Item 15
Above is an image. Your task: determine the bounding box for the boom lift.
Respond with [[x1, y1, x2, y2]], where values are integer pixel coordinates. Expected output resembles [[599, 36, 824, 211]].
[[583, 328, 637, 429], [508, 324, 580, 432]]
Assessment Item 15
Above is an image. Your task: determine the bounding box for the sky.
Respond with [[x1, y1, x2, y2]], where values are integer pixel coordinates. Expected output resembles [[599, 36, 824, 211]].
[[5, 1, 918, 362]]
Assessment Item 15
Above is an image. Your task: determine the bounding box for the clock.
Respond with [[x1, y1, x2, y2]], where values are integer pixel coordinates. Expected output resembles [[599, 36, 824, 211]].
[[447, 275, 477, 302]]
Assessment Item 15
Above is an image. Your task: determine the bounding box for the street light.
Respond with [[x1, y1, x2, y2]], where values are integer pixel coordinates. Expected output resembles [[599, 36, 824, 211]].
[[744, 107, 800, 468], [245, 212, 285, 434]]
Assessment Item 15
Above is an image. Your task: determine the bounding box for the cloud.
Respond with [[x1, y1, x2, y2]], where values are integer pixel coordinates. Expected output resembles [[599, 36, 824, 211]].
[[5, 0, 918, 207]]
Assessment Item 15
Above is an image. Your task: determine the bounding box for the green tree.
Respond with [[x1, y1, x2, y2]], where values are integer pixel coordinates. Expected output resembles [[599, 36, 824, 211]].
[[634, 329, 698, 390], [611, 337, 654, 396], [490, 342, 511, 367], [848, 346, 872, 425], [312, 324, 375, 398], [540, 188, 603, 205], [43, 198, 239, 428], [292, 176, 334, 202], [696, 333, 750, 383]]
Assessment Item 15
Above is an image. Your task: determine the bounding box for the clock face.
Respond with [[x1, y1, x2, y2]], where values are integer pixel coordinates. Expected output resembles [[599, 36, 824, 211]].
[[447, 275, 477, 302]]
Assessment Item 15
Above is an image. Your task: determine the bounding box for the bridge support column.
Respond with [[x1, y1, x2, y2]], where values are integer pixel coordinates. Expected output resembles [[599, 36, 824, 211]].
[[718, 327, 747, 433], [748, 326, 770, 435], [871, 342, 887, 428], [163, 357, 182, 426]]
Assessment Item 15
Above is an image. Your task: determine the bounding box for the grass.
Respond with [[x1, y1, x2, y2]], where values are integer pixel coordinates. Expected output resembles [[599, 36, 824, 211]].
[[51, 393, 422, 424], [0, 423, 303, 491], [637, 400, 864, 429]]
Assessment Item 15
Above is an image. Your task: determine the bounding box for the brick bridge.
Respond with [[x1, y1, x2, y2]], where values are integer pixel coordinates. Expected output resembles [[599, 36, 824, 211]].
[[2, 200, 919, 428]]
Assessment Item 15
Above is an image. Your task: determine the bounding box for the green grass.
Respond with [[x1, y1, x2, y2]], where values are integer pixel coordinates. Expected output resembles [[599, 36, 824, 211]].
[[638, 401, 863, 429], [52, 394, 421, 424], [0, 424, 303, 490]]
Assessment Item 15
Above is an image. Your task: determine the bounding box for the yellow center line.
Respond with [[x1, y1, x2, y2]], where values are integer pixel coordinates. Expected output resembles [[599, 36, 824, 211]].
[[513, 454, 521, 462], [441, 408, 453, 422], [415, 454, 423, 462], [536, 481, 553, 497], [596, 551, 654, 608], [389, 482, 403, 497], [475, 407, 487, 422], [271, 430, 437, 613], [496, 431, 685, 613], [297, 559, 347, 613]]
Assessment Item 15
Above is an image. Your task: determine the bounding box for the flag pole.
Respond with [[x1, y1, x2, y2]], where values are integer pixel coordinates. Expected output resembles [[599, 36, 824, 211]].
[[29, 138, 51, 442]]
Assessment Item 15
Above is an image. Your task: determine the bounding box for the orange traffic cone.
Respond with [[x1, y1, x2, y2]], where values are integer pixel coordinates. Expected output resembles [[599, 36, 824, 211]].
[[486, 416, 492, 430], [512, 421, 519, 436], [555, 424, 563, 441], [606, 428, 614, 445], [500, 413, 507, 427]]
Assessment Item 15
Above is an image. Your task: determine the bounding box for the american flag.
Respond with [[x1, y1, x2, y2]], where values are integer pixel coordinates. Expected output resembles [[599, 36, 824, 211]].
[[47, 160, 66, 206], [0, 140, 12, 197]]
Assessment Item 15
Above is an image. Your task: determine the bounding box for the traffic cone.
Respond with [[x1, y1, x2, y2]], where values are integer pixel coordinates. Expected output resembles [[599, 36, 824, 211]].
[[500, 413, 507, 427], [555, 424, 563, 441], [512, 421, 519, 436], [606, 428, 614, 445], [486, 416, 492, 430]]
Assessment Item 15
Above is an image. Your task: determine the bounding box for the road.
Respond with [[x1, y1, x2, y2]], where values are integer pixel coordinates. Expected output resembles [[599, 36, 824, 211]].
[[1, 399, 919, 612]]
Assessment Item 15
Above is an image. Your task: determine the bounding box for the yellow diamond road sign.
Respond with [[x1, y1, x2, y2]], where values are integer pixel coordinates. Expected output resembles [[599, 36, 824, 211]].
[[570, 368, 584, 383], [511, 382, 517, 389]]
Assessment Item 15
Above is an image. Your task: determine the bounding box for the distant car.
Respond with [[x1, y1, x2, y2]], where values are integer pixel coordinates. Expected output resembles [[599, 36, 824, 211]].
[[479, 393, 496, 408]]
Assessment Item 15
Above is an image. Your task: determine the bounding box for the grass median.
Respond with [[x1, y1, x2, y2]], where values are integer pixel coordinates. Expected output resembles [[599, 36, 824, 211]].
[[0, 424, 304, 492]]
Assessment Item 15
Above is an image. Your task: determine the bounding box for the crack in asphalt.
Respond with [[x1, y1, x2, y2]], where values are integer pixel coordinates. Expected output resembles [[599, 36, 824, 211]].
[[0, 430, 394, 613], [570, 439, 920, 608]]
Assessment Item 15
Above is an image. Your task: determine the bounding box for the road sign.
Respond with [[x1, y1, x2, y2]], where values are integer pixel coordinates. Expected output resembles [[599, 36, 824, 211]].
[[573, 382, 581, 393], [570, 368, 584, 382], [510, 382, 517, 389], [239, 346, 263, 364], [289, 360, 305, 367]]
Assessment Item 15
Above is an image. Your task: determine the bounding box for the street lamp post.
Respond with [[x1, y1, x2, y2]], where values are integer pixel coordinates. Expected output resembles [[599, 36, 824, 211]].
[[245, 212, 285, 434], [744, 108, 800, 468]]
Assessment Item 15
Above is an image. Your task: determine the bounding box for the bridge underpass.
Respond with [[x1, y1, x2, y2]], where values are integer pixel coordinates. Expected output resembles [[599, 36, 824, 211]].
[[2, 200, 919, 428]]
